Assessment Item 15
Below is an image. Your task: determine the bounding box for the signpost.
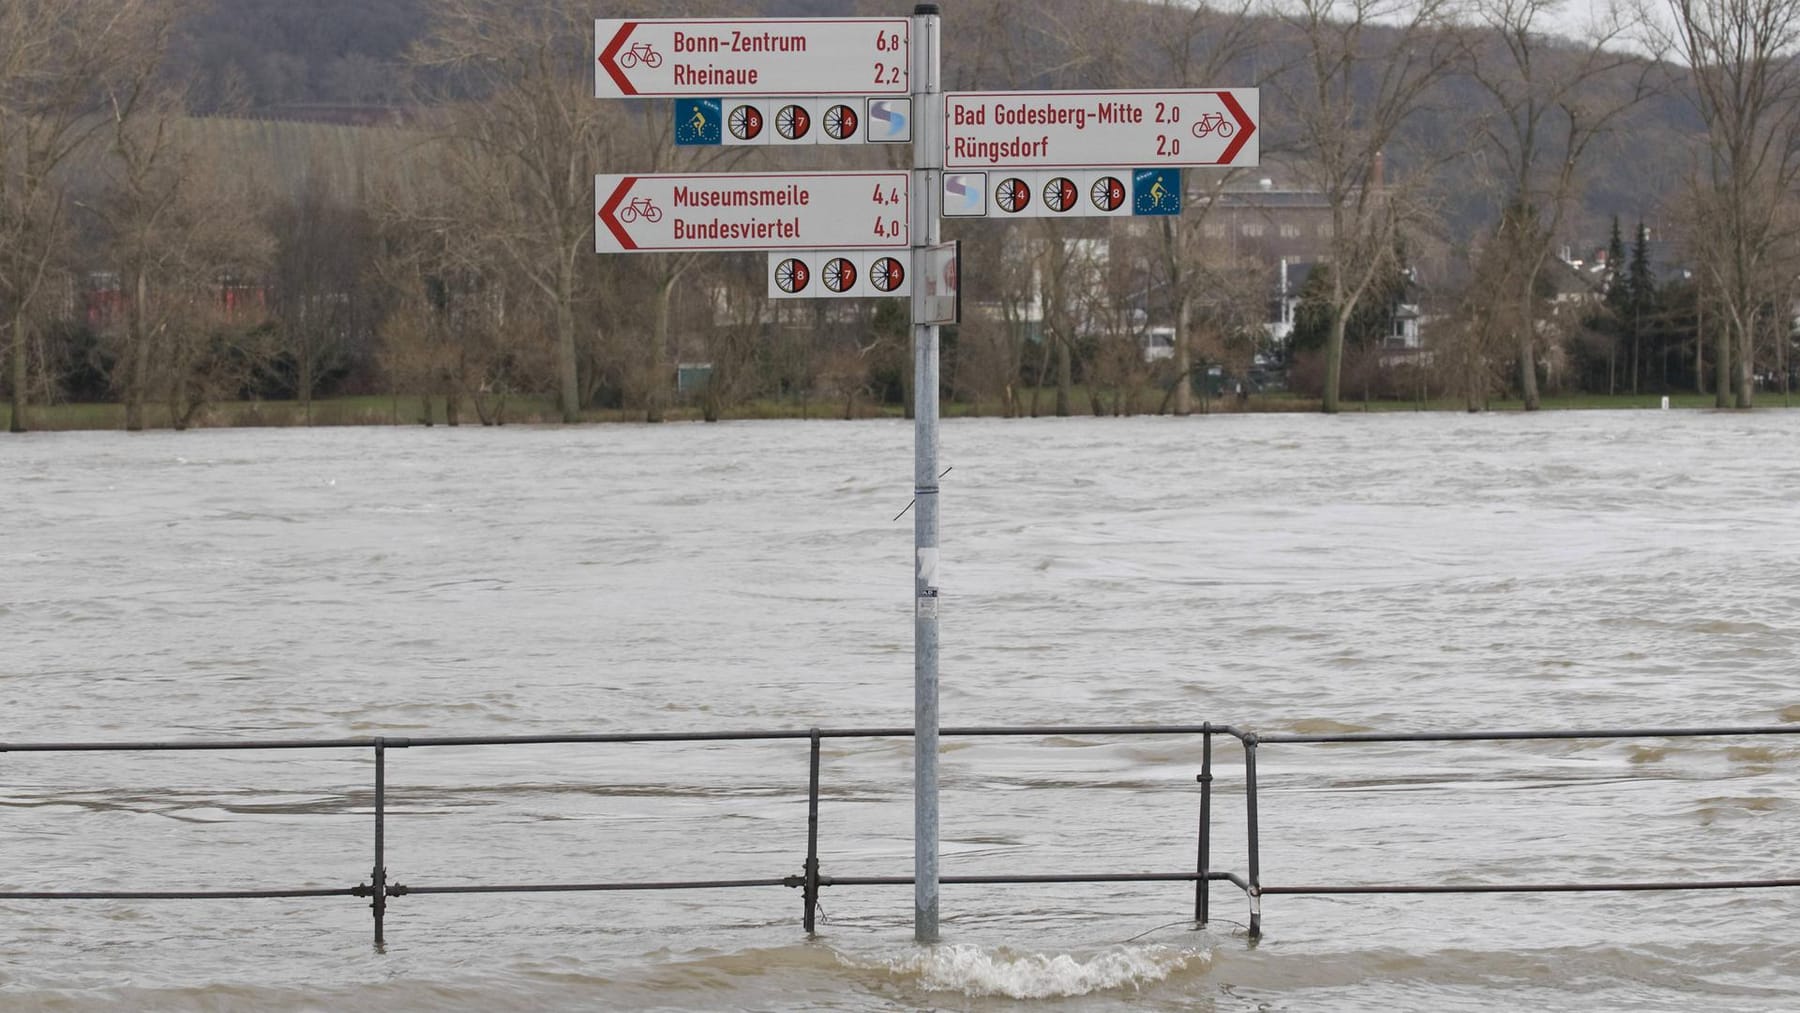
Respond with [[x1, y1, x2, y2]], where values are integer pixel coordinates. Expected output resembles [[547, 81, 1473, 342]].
[[594, 171, 909, 253], [596, 18, 910, 97], [944, 89, 1258, 170], [591, 4, 1256, 948]]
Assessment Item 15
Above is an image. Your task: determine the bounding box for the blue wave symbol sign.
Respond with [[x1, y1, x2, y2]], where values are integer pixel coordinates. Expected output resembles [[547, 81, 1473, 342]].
[[675, 98, 722, 146], [868, 99, 911, 143], [943, 172, 988, 217]]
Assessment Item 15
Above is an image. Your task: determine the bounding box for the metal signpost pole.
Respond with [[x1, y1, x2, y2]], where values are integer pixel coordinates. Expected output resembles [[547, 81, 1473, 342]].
[[910, 2, 942, 946]]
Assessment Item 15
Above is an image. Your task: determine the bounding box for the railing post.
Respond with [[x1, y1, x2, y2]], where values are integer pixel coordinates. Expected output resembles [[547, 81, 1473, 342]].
[[372, 738, 387, 948], [804, 728, 822, 934], [1243, 734, 1261, 939], [1196, 723, 1212, 926]]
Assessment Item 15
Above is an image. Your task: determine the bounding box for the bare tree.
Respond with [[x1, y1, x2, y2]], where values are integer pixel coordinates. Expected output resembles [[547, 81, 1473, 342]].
[[1666, 0, 1800, 408], [269, 164, 373, 423], [1268, 0, 1466, 412], [1464, 0, 1659, 409], [1, 1, 164, 432], [412, 0, 621, 423]]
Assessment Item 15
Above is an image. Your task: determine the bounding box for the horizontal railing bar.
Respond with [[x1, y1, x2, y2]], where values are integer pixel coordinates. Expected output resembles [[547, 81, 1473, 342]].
[[0, 738, 391, 753], [10, 723, 1800, 754], [1258, 726, 1800, 745], [0, 888, 360, 900], [0, 724, 1247, 753], [1261, 878, 1800, 895], [822, 872, 1205, 886], [395, 878, 794, 895]]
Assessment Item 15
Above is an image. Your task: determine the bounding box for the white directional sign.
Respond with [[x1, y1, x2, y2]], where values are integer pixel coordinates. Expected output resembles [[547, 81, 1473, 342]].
[[596, 18, 910, 97], [595, 172, 909, 254], [943, 89, 1258, 170]]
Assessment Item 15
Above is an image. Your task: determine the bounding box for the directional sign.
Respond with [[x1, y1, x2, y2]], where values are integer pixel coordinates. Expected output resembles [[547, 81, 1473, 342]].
[[597, 18, 910, 98], [943, 89, 1258, 170], [596, 172, 909, 253]]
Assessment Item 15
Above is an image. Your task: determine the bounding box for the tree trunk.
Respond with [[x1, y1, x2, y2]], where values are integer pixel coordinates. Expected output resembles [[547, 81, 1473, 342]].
[[298, 335, 315, 426], [125, 270, 151, 431], [646, 279, 673, 423], [8, 314, 28, 433], [1695, 298, 1706, 395], [1517, 325, 1540, 410], [1736, 325, 1754, 409], [1172, 295, 1192, 416], [1323, 311, 1348, 413], [1715, 317, 1732, 408], [555, 258, 579, 423], [1054, 335, 1072, 416]]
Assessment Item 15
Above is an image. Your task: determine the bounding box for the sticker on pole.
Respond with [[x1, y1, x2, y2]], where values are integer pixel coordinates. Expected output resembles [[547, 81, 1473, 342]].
[[920, 241, 959, 325]]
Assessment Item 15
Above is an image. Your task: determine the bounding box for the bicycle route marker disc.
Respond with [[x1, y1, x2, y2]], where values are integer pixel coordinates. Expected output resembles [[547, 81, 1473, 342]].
[[1042, 176, 1079, 214], [943, 89, 1258, 170], [596, 18, 910, 98], [993, 176, 1032, 215], [869, 256, 906, 293], [596, 171, 910, 253], [822, 257, 859, 293]]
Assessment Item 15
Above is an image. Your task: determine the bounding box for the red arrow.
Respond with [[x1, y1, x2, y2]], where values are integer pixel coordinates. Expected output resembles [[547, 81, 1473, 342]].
[[598, 21, 638, 96], [597, 176, 639, 250], [1217, 91, 1256, 165]]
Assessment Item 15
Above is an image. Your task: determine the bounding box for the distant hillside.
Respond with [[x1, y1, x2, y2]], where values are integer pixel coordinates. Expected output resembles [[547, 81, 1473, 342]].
[[170, 0, 1705, 244]]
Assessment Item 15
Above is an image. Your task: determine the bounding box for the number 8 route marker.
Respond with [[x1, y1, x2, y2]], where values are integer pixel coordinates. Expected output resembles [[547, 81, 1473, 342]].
[[595, 171, 910, 253]]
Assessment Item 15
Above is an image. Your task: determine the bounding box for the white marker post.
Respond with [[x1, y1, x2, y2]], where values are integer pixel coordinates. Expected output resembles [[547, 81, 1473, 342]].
[[909, 2, 942, 946]]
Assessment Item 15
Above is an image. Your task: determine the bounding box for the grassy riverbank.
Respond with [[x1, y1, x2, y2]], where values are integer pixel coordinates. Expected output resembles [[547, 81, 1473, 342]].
[[1, 389, 1784, 432]]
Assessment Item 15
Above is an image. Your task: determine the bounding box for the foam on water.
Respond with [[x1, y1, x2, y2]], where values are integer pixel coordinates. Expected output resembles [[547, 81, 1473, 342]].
[[877, 943, 1207, 998]]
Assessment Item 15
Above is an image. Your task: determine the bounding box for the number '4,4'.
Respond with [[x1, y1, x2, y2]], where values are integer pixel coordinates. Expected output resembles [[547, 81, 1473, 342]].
[[871, 185, 902, 205]]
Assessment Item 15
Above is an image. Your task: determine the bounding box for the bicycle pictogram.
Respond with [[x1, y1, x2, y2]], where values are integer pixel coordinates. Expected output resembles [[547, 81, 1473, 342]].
[[617, 42, 663, 69], [618, 197, 662, 224], [1191, 112, 1234, 138]]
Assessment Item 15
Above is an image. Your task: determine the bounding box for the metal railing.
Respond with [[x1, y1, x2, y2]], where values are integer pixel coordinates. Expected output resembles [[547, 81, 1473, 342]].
[[4, 722, 1797, 945]]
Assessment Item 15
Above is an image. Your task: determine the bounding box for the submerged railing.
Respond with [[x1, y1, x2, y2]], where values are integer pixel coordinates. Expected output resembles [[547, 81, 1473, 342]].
[[3, 722, 1798, 945]]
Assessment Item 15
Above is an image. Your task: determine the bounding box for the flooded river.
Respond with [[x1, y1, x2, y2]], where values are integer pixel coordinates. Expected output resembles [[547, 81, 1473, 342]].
[[3, 409, 1799, 1010]]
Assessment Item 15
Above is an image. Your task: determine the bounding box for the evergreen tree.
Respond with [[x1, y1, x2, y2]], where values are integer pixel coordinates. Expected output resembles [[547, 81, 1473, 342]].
[[1604, 216, 1629, 317]]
